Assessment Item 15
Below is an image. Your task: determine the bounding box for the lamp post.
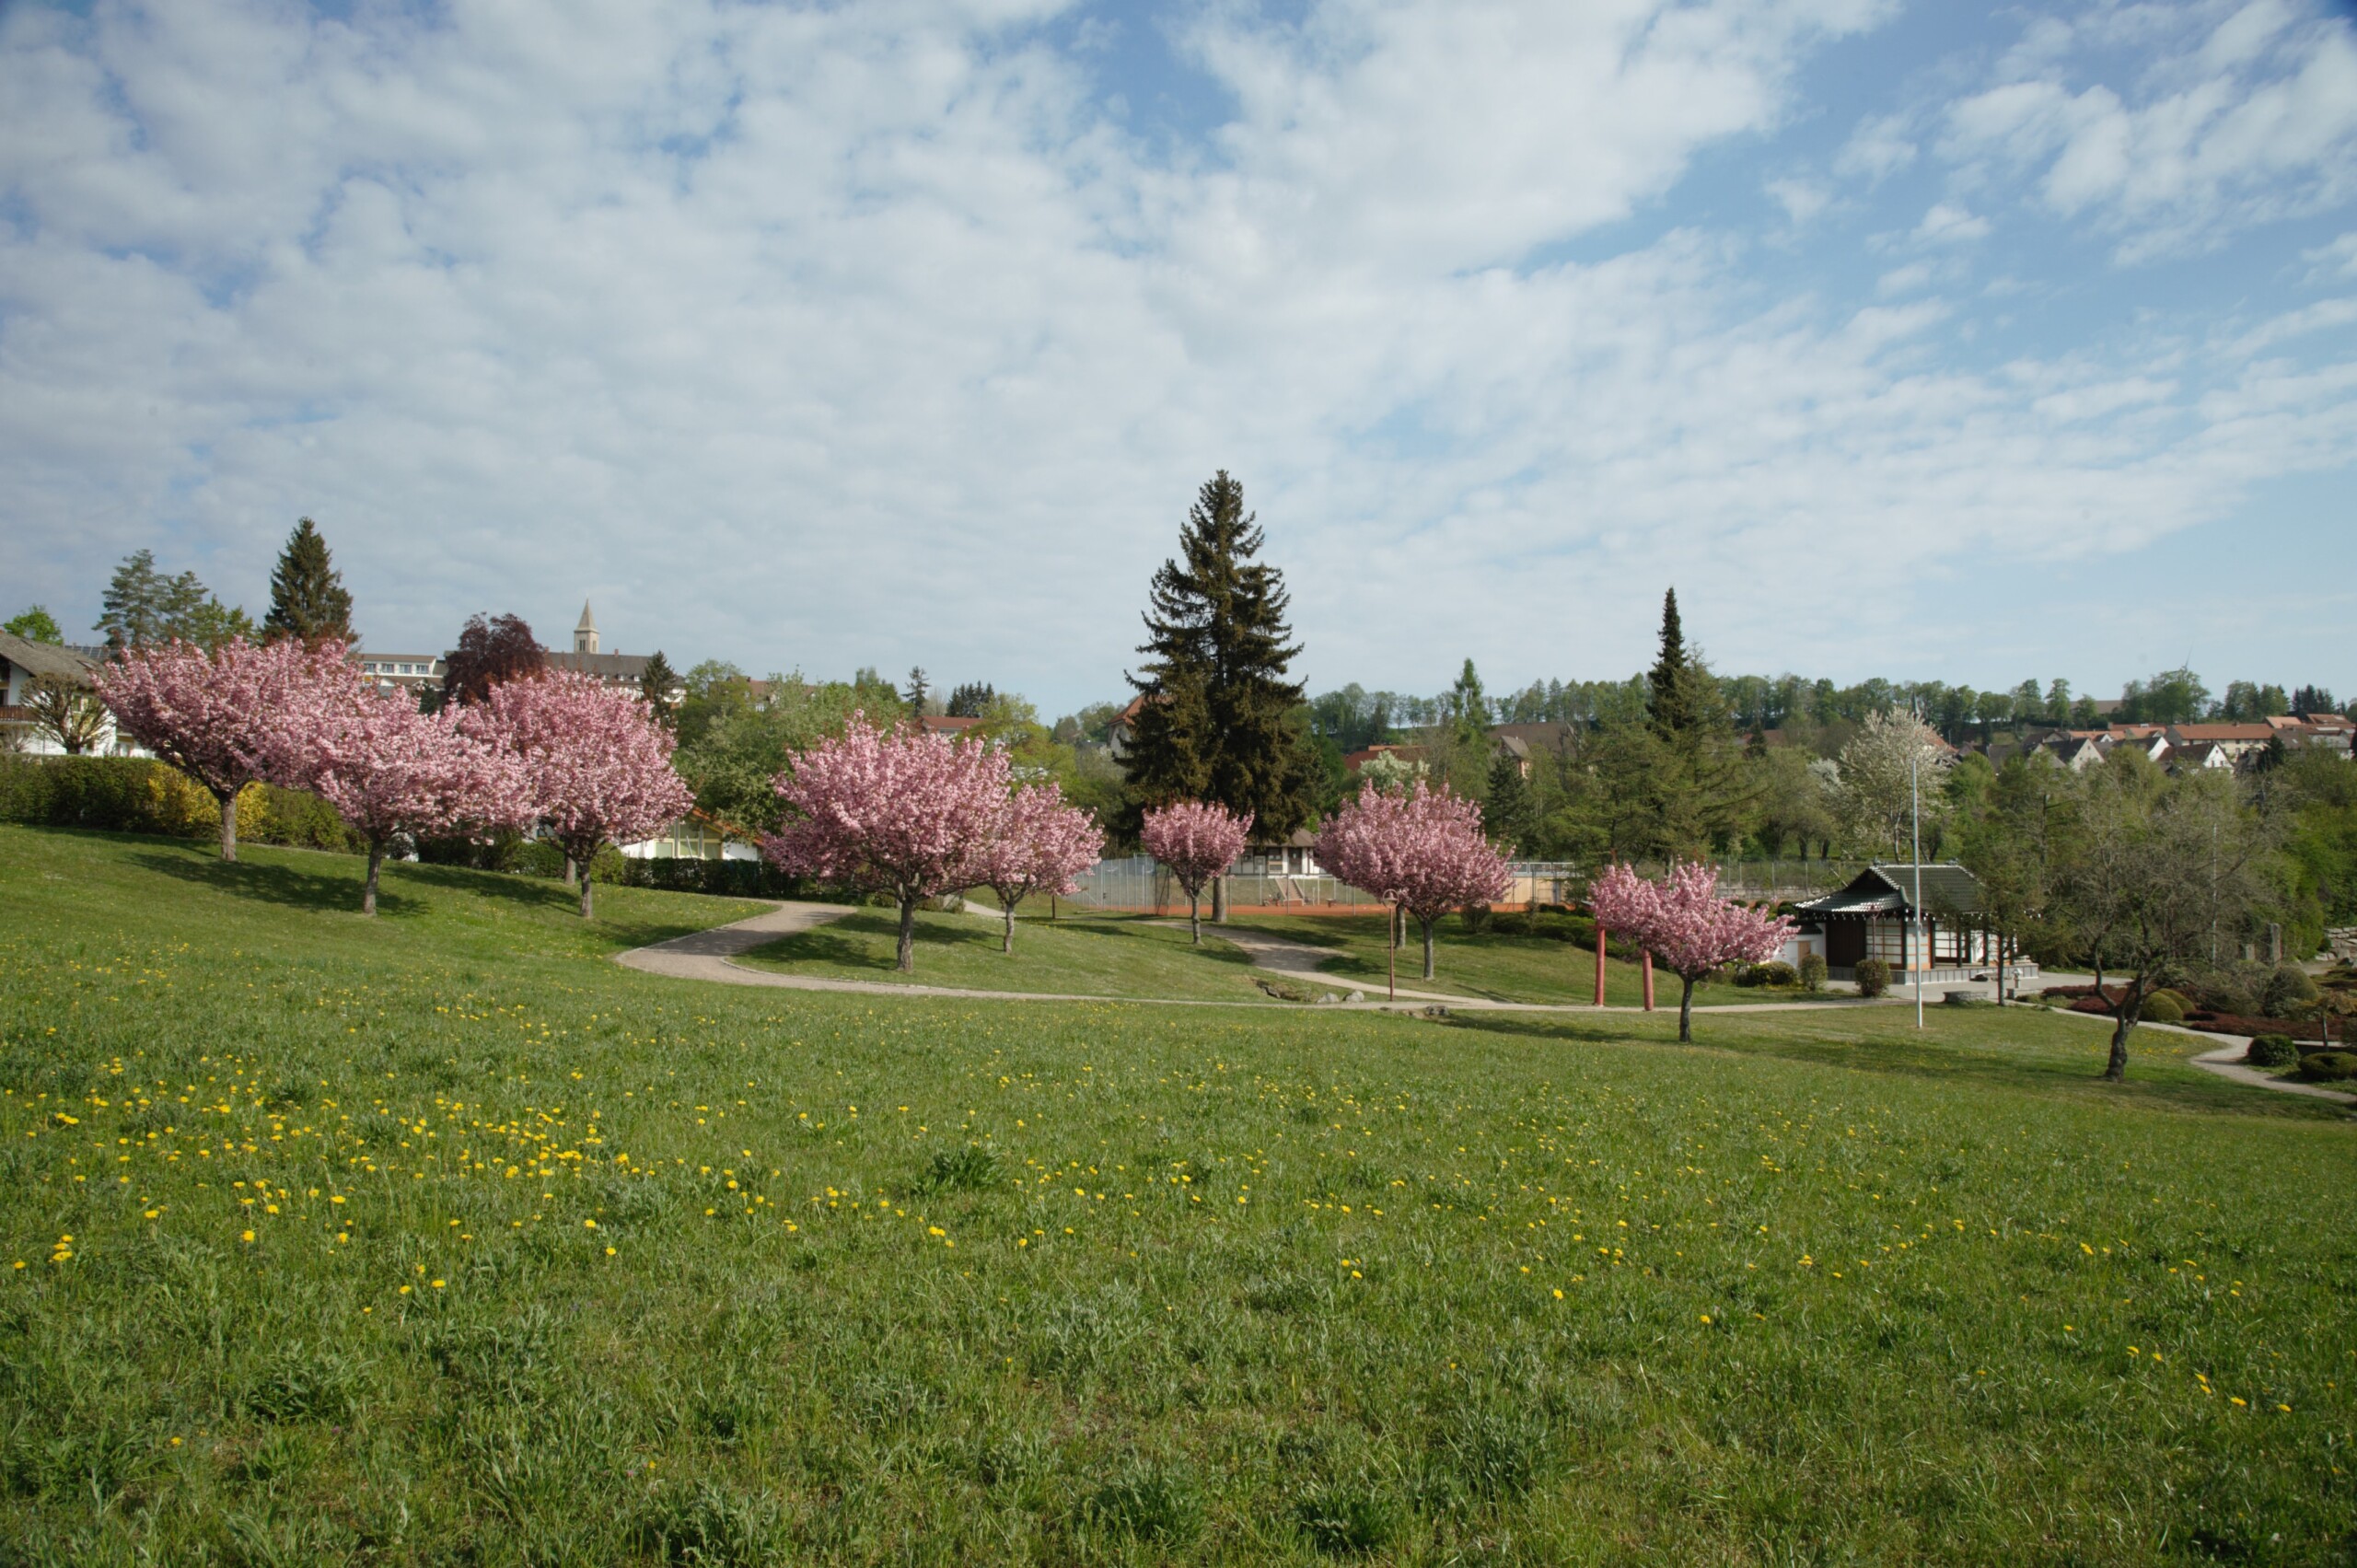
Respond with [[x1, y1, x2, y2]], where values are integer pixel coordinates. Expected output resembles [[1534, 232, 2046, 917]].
[[1910, 717, 1926, 1030]]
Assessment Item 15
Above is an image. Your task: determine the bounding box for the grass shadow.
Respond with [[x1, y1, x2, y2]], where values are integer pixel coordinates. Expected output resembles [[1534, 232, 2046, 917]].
[[130, 849, 417, 918]]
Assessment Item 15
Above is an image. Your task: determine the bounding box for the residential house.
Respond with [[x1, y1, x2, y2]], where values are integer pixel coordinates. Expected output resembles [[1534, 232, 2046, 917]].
[[0, 632, 123, 754], [356, 652, 448, 696], [2161, 722, 2276, 766]]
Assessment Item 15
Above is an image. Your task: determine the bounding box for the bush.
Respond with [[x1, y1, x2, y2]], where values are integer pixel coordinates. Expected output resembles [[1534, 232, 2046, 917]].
[[1853, 958, 1891, 998], [2263, 965, 2321, 1019], [2141, 991, 2186, 1025], [2293, 1051, 2357, 1083], [0, 754, 360, 852], [2245, 1034, 2300, 1068], [1737, 961, 1798, 989], [1796, 952, 1828, 993]]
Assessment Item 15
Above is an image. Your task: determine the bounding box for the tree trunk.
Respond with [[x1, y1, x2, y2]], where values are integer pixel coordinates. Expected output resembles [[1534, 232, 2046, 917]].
[[1003, 900, 1016, 955], [1213, 874, 1227, 924], [897, 895, 919, 971], [1642, 950, 1655, 1011], [1678, 974, 1696, 1042], [1421, 914, 1436, 980], [564, 855, 577, 886], [1387, 903, 1399, 1002], [363, 840, 384, 916], [1594, 923, 1608, 1006], [2104, 1010, 2133, 1081], [579, 863, 595, 919], [1189, 890, 1202, 946], [217, 785, 238, 862]]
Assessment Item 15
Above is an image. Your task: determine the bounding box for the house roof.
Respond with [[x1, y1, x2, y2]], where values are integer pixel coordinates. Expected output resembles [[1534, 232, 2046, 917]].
[[0, 631, 99, 685], [1795, 863, 1981, 919], [1487, 722, 1575, 759], [920, 714, 985, 735], [2166, 723, 2275, 743], [543, 651, 646, 681], [1342, 743, 1427, 772]]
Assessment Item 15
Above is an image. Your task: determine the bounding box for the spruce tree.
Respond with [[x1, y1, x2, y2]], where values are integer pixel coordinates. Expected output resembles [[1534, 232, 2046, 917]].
[[262, 517, 355, 645], [1647, 587, 1697, 742], [1484, 749, 1531, 854], [639, 650, 680, 725], [1121, 470, 1316, 837]]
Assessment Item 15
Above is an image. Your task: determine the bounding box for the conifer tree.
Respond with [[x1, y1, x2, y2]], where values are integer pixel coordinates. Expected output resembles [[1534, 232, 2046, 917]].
[[638, 650, 680, 726], [1484, 749, 1531, 853], [1120, 470, 1316, 836], [263, 517, 356, 645], [1647, 587, 1697, 742]]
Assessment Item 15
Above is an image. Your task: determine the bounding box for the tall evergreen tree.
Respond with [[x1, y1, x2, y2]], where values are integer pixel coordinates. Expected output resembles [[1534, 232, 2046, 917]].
[[946, 681, 996, 718], [1647, 587, 1698, 742], [902, 668, 931, 714], [639, 649, 680, 725], [98, 550, 252, 650], [1483, 749, 1531, 854], [262, 517, 355, 645], [1121, 470, 1316, 836]]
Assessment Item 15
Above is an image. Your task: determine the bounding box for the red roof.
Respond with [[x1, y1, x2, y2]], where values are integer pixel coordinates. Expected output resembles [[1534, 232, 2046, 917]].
[[920, 714, 984, 735], [2167, 724, 2275, 742]]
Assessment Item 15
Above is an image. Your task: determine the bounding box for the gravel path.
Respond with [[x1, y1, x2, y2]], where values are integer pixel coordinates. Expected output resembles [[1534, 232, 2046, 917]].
[[2038, 1005, 2356, 1107]]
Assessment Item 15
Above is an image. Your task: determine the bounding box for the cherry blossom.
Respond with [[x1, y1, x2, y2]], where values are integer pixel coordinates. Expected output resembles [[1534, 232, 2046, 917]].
[[271, 684, 534, 915], [92, 635, 358, 862], [761, 714, 1013, 971], [1316, 782, 1510, 995], [1140, 800, 1251, 945], [969, 783, 1102, 954], [463, 670, 695, 917], [1587, 861, 1796, 1041]]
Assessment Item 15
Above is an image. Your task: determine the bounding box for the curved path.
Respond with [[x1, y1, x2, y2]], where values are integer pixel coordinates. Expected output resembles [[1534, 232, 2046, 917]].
[[618, 901, 1877, 1016], [617, 904, 2355, 1108]]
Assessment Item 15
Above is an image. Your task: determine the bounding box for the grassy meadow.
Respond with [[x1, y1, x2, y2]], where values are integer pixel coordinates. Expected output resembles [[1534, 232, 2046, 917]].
[[2, 825, 2351, 1565], [737, 909, 1283, 1003]]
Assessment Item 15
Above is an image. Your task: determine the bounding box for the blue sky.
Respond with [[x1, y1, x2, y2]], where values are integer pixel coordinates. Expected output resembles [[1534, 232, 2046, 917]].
[[2, 0, 2352, 715]]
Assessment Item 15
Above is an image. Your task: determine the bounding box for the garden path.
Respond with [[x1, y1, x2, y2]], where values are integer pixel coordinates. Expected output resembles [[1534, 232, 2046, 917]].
[[615, 901, 1891, 1015]]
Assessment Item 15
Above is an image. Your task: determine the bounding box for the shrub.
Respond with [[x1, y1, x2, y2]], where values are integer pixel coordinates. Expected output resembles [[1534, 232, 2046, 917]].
[[2263, 965, 2321, 1019], [1797, 952, 1828, 993], [1853, 958, 1891, 998], [1740, 960, 1798, 989], [2141, 991, 2186, 1025], [2245, 1035, 2300, 1068], [1488, 912, 1531, 936], [2293, 1051, 2357, 1084]]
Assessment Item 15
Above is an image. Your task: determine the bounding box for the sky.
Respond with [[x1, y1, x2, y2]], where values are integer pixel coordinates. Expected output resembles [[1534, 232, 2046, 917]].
[[3, 0, 2354, 717]]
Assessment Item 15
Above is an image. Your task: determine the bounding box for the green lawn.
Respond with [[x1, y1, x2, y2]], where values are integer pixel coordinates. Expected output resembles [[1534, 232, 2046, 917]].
[[3, 825, 2351, 1565], [1220, 912, 1827, 1007], [737, 908, 1281, 1003]]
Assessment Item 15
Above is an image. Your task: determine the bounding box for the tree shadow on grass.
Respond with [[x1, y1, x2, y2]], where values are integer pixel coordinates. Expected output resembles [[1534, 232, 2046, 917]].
[[1444, 1011, 2342, 1120], [749, 911, 1262, 981], [130, 849, 417, 918]]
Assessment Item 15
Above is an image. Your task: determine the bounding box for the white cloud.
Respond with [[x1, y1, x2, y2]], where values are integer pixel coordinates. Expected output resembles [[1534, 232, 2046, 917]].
[[1875, 261, 1933, 296], [1940, 4, 2357, 260], [1833, 110, 1916, 182], [0, 0, 2351, 706], [1766, 176, 1831, 223], [1914, 202, 1990, 243], [2305, 231, 2357, 281]]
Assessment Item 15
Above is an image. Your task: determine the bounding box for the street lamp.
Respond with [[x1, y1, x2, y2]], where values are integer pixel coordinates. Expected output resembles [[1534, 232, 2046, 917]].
[[1910, 709, 1926, 1031]]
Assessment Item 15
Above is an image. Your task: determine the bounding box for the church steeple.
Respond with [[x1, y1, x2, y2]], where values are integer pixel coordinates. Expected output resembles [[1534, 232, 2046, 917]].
[[574, 599, 598, 656]]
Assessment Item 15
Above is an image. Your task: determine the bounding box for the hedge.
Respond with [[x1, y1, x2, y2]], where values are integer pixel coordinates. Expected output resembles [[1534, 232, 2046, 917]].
[[0, 754, 359, 851], [1, 754, 811, 898]]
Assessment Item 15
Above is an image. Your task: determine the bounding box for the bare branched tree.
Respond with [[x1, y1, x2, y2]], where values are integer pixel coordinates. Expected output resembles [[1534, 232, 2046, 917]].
[[2049, 760, 2269, 1081], [25, 674, 110, 755]]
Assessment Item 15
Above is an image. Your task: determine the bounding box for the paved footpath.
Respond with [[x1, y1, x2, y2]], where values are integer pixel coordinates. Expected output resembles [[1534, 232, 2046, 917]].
[[617, 901, 1895, 1016], [617, 905, 2357, 1107]]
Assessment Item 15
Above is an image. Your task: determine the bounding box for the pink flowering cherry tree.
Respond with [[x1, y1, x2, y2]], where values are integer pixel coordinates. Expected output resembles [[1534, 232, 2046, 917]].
[[761, 714, 1013, 971], [92, 635, 357, 862], [969, 783, 1102, 954], [1140, 801, 1251, 945], [463, 671, 695, 918], [270, 685, 534, 915], [1317, 782, 1511, 997], [1587, 862, 1796, 1042]]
